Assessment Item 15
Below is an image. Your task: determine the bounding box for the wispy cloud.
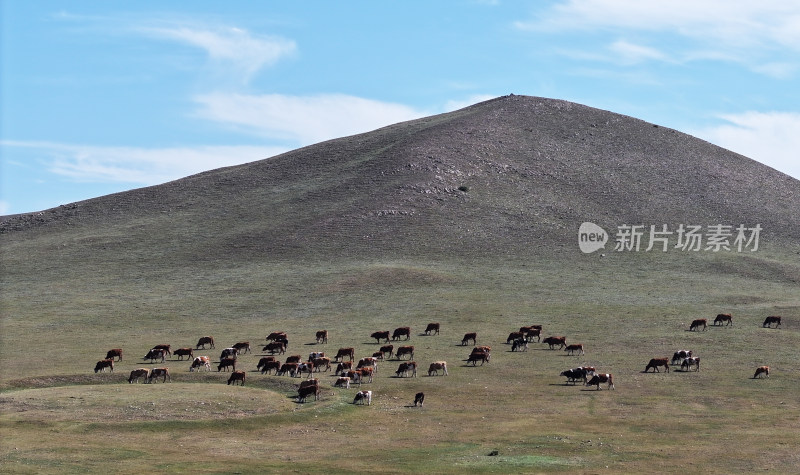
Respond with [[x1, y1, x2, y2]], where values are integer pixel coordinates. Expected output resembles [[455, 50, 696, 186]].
[[2, 141, 286, 184]]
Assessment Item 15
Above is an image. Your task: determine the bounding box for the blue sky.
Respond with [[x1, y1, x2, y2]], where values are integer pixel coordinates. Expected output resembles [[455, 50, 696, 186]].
[[2, 1, 799, 215]]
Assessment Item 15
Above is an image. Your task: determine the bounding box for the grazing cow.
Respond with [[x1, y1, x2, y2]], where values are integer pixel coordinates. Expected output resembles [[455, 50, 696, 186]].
[[714, 313, 733, 326], [297, 384, 321, 403], [392, 327, 411, 341], [217, 357, 236, 372], [353, 390, 372, 405], [507, 331, 525, 344], [561, 367, 593, 384], [543, 336, 567, 350], [763, 316, 782, 328], [467, 350, 490, 366], [259, 360, 281, 375], [152, 344, 171, 357], [105, 349, 123, 361], [232, 342, 251, 354], [395, 361, 417, 378], [335, 361, 353, 375], [357, 357, 379, 372], [689, 319, 707, 331], [645, 358, 670, 373], [220, 348, 239, 360], [149, 367, 171, 383], [299, 378, 319, 390], [128, 368, 150, 383], [309, 351, 325, 361], [263, 342, 286, 355], [144, 348, 166, 363], [671, 350, 693, 365], [266, 331, 287, 341], [521, 325, 543, 342], [277, 362, 299, 377], [586, 373, 615, 390], [511, 339, 528, 352], [565, 344, 585, 356], [424, 323, 440, 335], [461, 332, 477, 346], [334, 347, 355, 362], [296, 362, 315, 379], [285, 355, 302, 364], [174, 347, 194, 360], [189, 356, 211, 372], [372, 351, 384, 360], [256, 356, 276, 368], [472, 346, 491, 358], [344, 370, 363, 386], [428, 361, 448, 376], [754, 366, 770, 378], [379, 345, 394, 358], [227, 370, 246, 386], [316, 330, 328, 344], [358, 367, 374, 383], [312, 356, 331, 372], [396, 346, 414, 360], [196, 336, 215, 349], [681, 357, 700, 372], [94, 359, 114, 373], [414, 392, 425, 407], [333, 377, 351, 388], [371, 331, 391, 343]]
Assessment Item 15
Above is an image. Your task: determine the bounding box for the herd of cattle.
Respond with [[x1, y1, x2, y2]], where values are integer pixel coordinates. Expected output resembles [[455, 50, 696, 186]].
[[92, 313, 785, 404]]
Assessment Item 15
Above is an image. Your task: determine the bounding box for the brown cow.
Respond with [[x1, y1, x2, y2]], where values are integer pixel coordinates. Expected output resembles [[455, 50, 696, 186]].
[[316, 330, 328, 344], [713, 313, 733, 326], [521, 325, 543, 342], [543, 336, 567, 349], [278, 362, 299, 377], [586, 373, 615, 390], [259, 360, 281, 374], [149, 367, 171, 383], [370, 331, 390, 343], [461, 332, 477, 346], [105, 349, 123, 361], [312, 356, 331, 372], [335, 361, 353, 375], [395, 361, 417, 378], [689, 319, 707, 331], [379, 345, 394, 358], [94, 359, 114, 373], [428, 361, 448, 376], [414, 392, 425, 407], [189, 356, 211, 372], [424, 323, 440, 335], [565, 344, 585, 356], [217, 357, 236, 372], [357, 357, 379, 372], [763, 316, 782, 328], [263, 341, 286, 355], [753, 366, 770, 378], [196, 336, 215, 349], [297, 384, 321, 403], [266, 331, 287, 341], [467, 350, 490, 366], [333, 376, 350, 388], [285, 355, 303, 364], [358, 367, 374, 383], [334, 347, 355, 362], [296, 362, 315, 379], [645, 358, 670, 373], [227, 370, 246, 386], [232, 342, 251, 354], [299, 378, 320, 390], [507, 331, 524, 344], [396, 346, 414, 360], [174, 347, 194, 360], [392, 327, 411, 341], [128, 368, 150, 383]]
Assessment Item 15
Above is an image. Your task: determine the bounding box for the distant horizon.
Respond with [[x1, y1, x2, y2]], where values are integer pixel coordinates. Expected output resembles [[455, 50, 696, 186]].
[[3, 2, 799, 215]]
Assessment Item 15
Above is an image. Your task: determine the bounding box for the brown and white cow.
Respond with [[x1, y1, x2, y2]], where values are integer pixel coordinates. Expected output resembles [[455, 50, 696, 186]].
[[149, 367, 171, 383], [353, 390, 372, 405], [586, 373, 615, 390], [217, 357, 236, 372], [461, 332, 477, 346], [128, 368, 150, 383], [308, 351, 325, 361], [424, 323, 440, 335], [521, 325, 543, 342], [344, 370, 363, 385], [428, 361, 448, 376], [190, 356, 211, 372], [565, 344, 585, 356], [713, 313, 733, 326], [357, 357, 379, 372], [144, 348, 166, 363], [511, 339, 528, 352], [259, 359, 281, 375], [543, 336, 567, 350], [414, 392, 425, 407], [334, 347, 355, 362], [312, 356, 331, 372], [174, 347, 194, 360], [335, 361, 353, 375], [763, 316, 782, 328], [645, 358, 670, 373], [396, 346, 414, 360], [333, 377, 351, 388], [196, 336, 215, 349], [266, 331, 287, 341], [753, 366, 770, 378], [392, 327, 411, 341], [152, 344, 171, 357], [315, 330, 328, 344], [278, 362, 299, 377], [220, 348, 239, 360], [94, 359, 114, 373], [263, 341, 286, 355], [358, 367, 374, 383], [105, 348, 123, 361], [671, 350, 693, 365], [689, 319, 707, 331], [370, 331, 390, 343], [227, 370, 246, 386], [395, 361, 417, 378], [232, 342, 251, 354], [680, 357, 700, 372], [296, 362, 315, 379]]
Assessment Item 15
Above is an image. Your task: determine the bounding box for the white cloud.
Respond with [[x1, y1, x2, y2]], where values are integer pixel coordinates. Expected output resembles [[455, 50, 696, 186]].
[[608, 40, 669, 65], [2, 141, 286, 184], [694, 112, 800, 180], [192, 93, 430, 145]]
